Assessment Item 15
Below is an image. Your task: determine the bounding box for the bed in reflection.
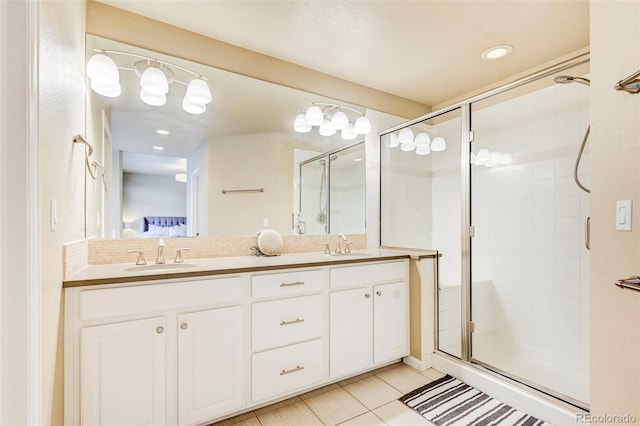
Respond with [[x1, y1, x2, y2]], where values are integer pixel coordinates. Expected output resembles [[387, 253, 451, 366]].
[[141, 216, 187, 238]]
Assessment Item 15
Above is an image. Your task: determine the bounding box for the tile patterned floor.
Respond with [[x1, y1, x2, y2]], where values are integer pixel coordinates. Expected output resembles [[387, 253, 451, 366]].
[[212, 362, 445, 426]]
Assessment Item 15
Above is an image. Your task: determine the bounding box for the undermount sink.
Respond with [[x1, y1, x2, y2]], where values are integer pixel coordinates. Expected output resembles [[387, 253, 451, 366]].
[[329, 252, 371, 257], [125, 263, 198, 272]]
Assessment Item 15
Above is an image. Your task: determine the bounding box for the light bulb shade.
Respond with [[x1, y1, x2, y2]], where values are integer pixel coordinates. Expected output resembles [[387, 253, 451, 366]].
[[389, 133, 399, 148], [182, 97, 206, 114], [185, 78, 212, 104], [331, 110, 349, 130], [140, 66, 169, 95], [140, 89, 166, 107], [477, 148, 490, 160], [398, 128, 414, 144], [90, 79, 121, 98], [340, 123, 357, 140], [484, 158, 498, 167], [294, 113, 312, 133], [416, 145, 431, 155], [400, 141, 416, 152], [87, 53, 119, 85], [431, 136, 447, 151], [354, 116, 371, 134], [305, 105, 324, 126], [319, 119, 337, 136], [414, 132, 431, 146]]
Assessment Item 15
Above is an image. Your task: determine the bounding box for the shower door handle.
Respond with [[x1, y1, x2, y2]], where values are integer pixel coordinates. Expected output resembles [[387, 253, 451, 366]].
[[585, 216, 591, 251]]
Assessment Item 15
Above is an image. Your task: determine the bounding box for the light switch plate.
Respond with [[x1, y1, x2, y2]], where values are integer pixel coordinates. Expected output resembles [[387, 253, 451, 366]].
[[616, 200, 632, 231]]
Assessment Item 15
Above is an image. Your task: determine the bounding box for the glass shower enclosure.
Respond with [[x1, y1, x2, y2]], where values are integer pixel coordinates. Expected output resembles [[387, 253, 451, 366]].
[[298, 141, 366, 235], [380, 57, 590, 409]]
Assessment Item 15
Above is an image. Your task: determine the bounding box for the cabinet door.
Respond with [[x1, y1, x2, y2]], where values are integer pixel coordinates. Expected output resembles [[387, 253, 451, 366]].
[[177, 306, 243, 426], [329, 288, 372, 378], [373, 281, 408, 364], [81, 317, 167, 426]]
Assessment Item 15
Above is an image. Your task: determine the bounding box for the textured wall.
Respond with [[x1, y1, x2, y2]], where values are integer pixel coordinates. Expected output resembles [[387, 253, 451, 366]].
[[38, 1, 86, 424], [590, 0, 640, 419]]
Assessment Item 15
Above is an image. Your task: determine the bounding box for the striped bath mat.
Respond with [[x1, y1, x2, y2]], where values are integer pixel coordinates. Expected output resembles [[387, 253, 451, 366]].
[[399, 374, 552, 426]]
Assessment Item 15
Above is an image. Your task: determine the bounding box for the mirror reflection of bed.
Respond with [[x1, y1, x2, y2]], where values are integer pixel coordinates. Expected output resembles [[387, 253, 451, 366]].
[[134, 216, 187, 238]]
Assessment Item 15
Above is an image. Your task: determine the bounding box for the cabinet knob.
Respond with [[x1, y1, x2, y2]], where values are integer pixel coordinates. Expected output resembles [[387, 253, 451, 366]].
[[364, 293, 371, 299], [376, 291, 382, 296], [156, 326, 164, 334], [180, 323, 188, 330]]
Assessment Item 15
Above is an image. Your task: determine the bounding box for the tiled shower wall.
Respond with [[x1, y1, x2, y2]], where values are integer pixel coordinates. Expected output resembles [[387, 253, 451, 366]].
[[471, 79, 590, 367]]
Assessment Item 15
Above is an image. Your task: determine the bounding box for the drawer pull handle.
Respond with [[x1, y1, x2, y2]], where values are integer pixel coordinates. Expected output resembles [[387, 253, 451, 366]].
[[376, 291, 382, 296], [364, 293, 371, 299], [280, 318, 305, 326], [180, 323, 188, 330], [280, 281, 304, 287], [280, 365, 305, 376], [156, 326, 164, 334]]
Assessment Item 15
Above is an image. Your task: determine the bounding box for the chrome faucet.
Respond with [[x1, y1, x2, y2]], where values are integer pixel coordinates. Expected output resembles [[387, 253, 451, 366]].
[[335, 234, 347, 254], [174, 248, 190, 263], [127, 250, 146, 265], [156, 239, 165, 264]]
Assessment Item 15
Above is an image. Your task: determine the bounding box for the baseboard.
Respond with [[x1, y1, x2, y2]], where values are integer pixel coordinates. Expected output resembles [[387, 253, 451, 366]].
[[403, 355, 431, 371]]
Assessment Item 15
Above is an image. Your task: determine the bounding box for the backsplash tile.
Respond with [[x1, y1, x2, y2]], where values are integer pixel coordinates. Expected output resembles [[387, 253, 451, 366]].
[[84, 234, 366, 265], [63, 239, 88, 280]]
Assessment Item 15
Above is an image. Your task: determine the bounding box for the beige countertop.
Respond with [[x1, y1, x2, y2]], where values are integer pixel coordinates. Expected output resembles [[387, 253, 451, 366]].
[[63, 249, 439, 288]]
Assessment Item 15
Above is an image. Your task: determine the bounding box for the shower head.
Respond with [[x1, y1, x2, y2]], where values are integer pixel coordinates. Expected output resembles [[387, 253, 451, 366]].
[[554, 75, 590, 86]]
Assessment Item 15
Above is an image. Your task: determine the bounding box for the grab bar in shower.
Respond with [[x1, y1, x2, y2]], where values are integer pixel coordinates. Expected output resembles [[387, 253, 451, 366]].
[[614, 276, 640, 292], [221, 188, 264, 194]]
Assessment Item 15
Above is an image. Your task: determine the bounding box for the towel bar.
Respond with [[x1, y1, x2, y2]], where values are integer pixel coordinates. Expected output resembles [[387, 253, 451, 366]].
[[221, 188, 264, 194]]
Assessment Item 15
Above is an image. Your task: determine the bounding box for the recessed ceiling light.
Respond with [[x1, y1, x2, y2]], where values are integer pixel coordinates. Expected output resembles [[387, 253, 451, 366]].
[[481, 44, 513, 60], [153, 146, 164, 151], [156, 129, 170, 135]]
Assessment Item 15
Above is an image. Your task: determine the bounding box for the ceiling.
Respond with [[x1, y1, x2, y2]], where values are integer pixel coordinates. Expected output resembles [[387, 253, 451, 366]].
[[96, 0, 589, 107]]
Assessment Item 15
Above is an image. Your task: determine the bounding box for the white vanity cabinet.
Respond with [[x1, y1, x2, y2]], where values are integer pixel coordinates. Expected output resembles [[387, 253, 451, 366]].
[[65, 276, 244, 426], [65, 255, 411, 426], [80, 316, 168, 426], [329, 260, 409, 378], [250, 268, 327, 403], [177, 306, 243, 426]]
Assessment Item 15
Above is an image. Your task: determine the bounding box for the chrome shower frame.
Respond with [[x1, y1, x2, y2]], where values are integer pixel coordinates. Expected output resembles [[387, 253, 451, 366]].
[[379, 52, 590, 410]]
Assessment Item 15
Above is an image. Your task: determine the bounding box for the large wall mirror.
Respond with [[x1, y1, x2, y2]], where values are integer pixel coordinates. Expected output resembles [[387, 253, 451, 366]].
[[85, 34, 368, 240]]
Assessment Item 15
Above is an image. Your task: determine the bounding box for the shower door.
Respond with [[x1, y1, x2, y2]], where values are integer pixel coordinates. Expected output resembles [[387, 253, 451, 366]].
[[299, 158, 329, 235], [469, 70, 590, 407]]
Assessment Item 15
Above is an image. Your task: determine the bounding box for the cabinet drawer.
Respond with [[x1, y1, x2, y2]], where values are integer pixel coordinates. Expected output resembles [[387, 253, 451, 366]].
[[252, 295, 323, 352], [80, 277, 242, 321], [252, 339, 324, 402], [252, 269, 323, 299], [330, 261, 406, 289]]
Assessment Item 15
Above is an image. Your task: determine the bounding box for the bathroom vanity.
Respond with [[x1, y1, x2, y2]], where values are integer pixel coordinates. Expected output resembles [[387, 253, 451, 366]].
[[63, 251, 427, 426]]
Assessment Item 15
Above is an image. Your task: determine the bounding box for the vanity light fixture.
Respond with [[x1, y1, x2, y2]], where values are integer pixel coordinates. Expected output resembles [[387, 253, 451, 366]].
[[388, 129, 447, 156], [471, 149, 512, 167], [294, 103, 371, 141], [481, 44, 513, 60], [86, 49, 212, 114]]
